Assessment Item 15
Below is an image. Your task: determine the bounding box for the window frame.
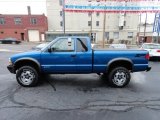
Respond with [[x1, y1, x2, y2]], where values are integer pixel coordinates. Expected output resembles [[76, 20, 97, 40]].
[[60, 21, 63, 27], [88, 12, 92, 17], [88, 21, 91, 26], [14, 17, 22, 25], [59, 0, 63, 6], [96, 12, 100, 17], [105, 32, 109, 40], [60, 11, 63, 16], [96, 21, 99, 26], [113, 32, 119, 39], [30, 18, 37, 25], [0, 17, 5, 25], [128, 32, 133, 38], [76, 38, 88, 52]]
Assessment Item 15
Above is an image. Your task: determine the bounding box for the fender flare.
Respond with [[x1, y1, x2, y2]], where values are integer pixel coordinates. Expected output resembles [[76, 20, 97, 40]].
[[14, 57, 41, 72], [107, 58, 133, 71]]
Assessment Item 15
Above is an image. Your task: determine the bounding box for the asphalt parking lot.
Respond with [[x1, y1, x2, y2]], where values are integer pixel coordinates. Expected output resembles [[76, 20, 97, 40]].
[[0, 43, 160, 120]]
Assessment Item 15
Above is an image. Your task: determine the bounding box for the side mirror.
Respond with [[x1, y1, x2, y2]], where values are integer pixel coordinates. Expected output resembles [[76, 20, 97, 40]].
[[48, 47, 52, 53]]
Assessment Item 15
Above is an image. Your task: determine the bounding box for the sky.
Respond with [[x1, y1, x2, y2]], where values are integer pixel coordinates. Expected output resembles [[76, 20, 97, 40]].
[[0, 0, 46, 15], [0, 0, 155, 23]]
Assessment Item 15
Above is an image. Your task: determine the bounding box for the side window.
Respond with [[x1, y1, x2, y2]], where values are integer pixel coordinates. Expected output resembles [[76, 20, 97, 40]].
[[51, 38, 74, 52], [76, 38, 88, 52]]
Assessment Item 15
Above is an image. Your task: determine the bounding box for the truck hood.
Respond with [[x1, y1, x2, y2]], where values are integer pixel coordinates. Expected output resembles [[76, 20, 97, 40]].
[[11, 51, 41, 63]]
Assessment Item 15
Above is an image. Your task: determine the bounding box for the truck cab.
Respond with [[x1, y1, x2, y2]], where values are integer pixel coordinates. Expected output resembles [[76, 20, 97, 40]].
[[41, 37, 93, 73]]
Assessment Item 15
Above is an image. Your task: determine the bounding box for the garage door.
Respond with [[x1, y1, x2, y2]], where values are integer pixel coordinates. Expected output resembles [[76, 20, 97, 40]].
[[28, 30, 40, 42]]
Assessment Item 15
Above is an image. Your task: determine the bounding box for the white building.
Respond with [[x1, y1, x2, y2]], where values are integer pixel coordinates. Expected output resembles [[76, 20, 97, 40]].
[[138, 23, 160, 44], [46, 0, 139, 44]]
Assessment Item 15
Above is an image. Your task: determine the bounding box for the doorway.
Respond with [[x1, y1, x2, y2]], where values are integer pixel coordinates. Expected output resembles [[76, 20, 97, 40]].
[[21, 33, 24, 41]]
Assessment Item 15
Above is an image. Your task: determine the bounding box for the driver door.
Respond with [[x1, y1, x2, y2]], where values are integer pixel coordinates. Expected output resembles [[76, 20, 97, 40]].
[[41, 38, 76, 73]]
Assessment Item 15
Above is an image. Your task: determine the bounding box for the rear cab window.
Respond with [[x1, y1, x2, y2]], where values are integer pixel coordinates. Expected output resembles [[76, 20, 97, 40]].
[[76, 38, 88, 52]]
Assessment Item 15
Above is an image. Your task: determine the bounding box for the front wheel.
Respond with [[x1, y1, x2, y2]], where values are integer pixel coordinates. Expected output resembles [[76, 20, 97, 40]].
[[16, 66, 39, 87], [108, 67, 130, 88]]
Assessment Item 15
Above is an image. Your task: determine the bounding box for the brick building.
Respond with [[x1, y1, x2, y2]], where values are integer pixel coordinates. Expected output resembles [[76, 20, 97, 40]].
[[0, 7, 48, 42]]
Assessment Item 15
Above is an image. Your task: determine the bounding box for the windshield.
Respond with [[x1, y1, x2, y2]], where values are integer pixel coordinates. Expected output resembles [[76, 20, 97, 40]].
[[143, 44, 160, 49]]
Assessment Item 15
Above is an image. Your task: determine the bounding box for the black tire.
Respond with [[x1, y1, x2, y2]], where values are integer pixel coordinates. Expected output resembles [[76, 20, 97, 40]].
[[16, 66, 39, 87], [108, 67, 130, 88]]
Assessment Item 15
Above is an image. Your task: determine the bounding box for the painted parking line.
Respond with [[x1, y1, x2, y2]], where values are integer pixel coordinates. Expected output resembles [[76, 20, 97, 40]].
[[0, 49, 24, 53]]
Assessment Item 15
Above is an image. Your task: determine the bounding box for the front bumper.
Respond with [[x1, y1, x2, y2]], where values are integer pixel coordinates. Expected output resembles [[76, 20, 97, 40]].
[[7, 65, 16, 74], [146, 67, 151, 72]]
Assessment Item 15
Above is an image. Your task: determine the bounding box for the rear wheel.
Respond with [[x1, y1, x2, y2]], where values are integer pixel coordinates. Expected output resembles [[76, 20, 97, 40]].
[[108, 67, 130, 88], [16, 66, 39, 87]]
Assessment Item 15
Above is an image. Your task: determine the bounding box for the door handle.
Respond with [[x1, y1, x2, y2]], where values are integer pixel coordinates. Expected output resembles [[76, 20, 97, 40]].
[[71, 54, 76, 57]]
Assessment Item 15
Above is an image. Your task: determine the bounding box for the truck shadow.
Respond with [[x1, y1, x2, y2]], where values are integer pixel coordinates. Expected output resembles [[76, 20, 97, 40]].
[[39, 74, 111, 90], [149, 58, 160, 62]]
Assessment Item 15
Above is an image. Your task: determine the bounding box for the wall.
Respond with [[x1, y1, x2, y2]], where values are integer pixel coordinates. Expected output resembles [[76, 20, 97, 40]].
[[0, 14, 48, 41]]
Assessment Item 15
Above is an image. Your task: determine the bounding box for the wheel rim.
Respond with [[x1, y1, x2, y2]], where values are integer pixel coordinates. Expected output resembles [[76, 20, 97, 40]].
[[19, 69, 35, 85], [112, 70, 127, 86]]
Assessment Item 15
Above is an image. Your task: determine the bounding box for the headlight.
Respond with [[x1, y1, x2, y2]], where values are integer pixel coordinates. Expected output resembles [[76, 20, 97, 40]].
[[9, 58, 12, 65]]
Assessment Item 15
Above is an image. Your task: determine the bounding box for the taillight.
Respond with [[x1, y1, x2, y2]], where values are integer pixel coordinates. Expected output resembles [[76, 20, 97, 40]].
[[157, 50, 160, 52], [145, 53, 150, 60]]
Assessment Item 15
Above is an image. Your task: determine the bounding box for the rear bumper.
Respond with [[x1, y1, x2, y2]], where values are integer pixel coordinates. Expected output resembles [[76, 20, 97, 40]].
[[7, 65, 16, 74], [146, 67, 151, 72]]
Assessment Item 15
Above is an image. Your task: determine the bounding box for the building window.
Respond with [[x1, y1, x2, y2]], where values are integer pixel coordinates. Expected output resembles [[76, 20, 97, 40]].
[[96, 12, 100, 17], [14, 17, 21, 24], [60, 21, 63, 27], [0, 18, 5, 25], [1, 31, 4, 34], [88, 12, 92, 17], [30, 18, 37, 24], [105, 32, 109, 40], [59, 0, 63, 6], [60, 11, 63, 16], [128, 32, 133, 38], [124, 21, 126, 26], [15, 31, 17, 34], [88, 21, 91, 26], [113, 32, 119, 39], [96, 21, 99, 26]]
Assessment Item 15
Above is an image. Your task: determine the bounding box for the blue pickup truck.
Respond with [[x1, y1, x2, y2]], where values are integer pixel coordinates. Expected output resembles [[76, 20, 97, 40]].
[[7, 36, 151, 88]]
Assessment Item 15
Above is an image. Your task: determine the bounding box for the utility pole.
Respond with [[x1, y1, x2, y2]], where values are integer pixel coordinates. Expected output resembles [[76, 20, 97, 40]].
[[143, 13, 147, 42], [63, 0, 66, 35], [102, 0, 106, 48], [90, 12, 93, 42], [89, 1, 93, 43], [137, 13, 141, 45]]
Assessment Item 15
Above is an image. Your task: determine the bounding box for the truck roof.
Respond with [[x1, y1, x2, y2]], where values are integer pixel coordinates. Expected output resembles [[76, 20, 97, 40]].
[[56, 36, 90, 39]]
